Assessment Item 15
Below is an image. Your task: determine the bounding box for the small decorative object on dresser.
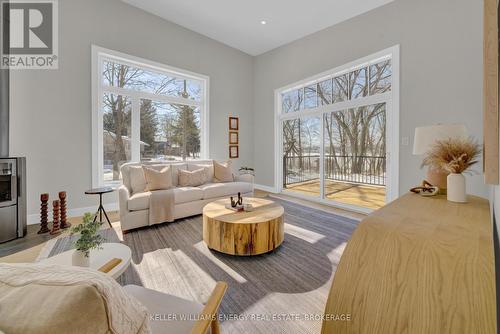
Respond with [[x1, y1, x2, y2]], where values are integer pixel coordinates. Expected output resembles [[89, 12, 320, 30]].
[[38, 193, 50, 234], [70, 212, 105, 267], [422, 137, 481, 203], [410, 180, 439, 197], [413, 124, 468, 193]]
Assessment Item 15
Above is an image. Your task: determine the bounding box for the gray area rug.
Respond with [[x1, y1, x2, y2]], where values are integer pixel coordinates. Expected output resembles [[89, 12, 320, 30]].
[[41, 198, 358, 334]]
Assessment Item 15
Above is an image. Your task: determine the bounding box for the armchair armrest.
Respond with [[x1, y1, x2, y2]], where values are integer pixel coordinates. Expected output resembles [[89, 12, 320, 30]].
[[191, 282, 228, 334], [235, 173, 254, 184], [118, 185, 130, 218]]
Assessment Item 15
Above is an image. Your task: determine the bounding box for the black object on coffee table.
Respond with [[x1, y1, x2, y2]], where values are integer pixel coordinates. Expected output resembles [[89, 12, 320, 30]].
[[85, 187, 115, 227]]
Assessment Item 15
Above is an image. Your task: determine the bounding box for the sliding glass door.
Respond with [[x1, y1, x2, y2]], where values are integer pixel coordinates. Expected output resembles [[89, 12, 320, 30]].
[[282, 117, 321, 197], [323, 104, 386, 209]]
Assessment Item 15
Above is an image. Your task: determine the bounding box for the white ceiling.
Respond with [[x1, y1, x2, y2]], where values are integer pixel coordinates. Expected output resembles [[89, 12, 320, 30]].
[[121, 0, 394, 56]]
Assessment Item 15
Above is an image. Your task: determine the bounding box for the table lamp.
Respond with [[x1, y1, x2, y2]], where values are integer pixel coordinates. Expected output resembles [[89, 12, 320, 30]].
[[413, 124, 468, 191]]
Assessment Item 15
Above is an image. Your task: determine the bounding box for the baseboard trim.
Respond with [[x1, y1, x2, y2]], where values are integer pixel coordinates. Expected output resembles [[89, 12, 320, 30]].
[[27, 202, 119, 225], [254, 184, 278, 193]]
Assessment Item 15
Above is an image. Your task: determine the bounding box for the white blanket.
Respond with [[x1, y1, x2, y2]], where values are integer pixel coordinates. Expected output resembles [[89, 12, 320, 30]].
[[149, 188, 175, 225], [0, 263, 151, 334]]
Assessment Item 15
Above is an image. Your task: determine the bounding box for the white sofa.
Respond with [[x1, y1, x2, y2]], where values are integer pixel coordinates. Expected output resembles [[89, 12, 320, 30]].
[[118, 160, 254, 231]]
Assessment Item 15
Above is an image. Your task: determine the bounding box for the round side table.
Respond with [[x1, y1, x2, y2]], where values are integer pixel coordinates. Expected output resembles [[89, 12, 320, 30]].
[[40, 243, 131, 279], [85, 187, 115, 228]]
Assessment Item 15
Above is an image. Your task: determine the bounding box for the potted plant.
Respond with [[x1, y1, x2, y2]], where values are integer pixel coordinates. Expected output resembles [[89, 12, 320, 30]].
[[239, 166, 254, 176], [70, 213, 105, 267], [422, 137, 480, 203]]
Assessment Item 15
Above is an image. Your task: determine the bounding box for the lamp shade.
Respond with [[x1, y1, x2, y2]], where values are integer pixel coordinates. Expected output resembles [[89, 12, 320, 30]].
[[413, 124, 468, 155]]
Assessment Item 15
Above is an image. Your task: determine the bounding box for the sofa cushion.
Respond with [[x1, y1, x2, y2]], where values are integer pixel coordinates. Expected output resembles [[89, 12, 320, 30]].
[[143, 166, 172, 191], [128, 191, 151, 211], [200, 182, 253, 199], [174, 187, 204, 204], [128, 187, 204, 211], [178, 168, 207, 187]]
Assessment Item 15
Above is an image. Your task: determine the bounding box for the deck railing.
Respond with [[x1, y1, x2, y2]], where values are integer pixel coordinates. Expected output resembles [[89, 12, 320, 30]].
[[283, 155, 386, 187]]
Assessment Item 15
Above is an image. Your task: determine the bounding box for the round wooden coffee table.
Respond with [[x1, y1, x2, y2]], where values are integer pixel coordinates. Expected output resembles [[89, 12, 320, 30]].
[[203, 197, 284, 256]]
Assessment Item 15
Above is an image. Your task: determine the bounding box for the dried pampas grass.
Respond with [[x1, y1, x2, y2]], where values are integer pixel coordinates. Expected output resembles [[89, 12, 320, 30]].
[[422, 137, 481, 174]]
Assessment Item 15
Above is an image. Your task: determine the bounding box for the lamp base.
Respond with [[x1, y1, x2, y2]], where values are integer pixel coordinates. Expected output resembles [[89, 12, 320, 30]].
[[426, 168, 449, 195]]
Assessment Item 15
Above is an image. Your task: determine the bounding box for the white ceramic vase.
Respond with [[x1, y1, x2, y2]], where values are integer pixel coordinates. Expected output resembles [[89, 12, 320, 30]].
[[72, 250, 90, 267], [447, 173, 467, 203]]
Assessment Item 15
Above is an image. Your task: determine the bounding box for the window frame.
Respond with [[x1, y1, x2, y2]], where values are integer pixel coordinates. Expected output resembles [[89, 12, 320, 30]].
[[274, 45, 400, 213], [91, 45, 210, 187]]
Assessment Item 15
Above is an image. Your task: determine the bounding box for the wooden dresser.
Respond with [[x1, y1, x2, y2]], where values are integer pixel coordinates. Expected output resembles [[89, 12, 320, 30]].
[[322, 193, 496, 333]]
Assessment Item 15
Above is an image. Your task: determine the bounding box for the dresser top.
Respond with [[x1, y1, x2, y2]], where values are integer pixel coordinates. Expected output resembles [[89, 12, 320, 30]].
[[322, 193, 496, 333]]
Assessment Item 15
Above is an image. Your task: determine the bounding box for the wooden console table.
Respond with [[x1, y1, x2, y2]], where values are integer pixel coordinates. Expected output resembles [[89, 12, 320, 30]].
[[322, 193, 496, 333]]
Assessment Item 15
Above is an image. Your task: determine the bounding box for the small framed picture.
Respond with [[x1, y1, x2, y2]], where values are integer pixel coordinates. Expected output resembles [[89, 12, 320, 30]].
[[229, 117, 239, 130], [229, 145, 239, 159], [229, 131, 239, 144]]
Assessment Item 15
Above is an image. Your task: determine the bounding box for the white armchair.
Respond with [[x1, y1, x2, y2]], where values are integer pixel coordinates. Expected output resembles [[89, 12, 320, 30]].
[[124, 282, 227, 334]]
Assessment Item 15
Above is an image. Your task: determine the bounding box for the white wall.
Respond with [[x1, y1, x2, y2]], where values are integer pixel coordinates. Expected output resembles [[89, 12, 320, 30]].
[[252, 0, 488, 198], [10, 0, 490, 220], [9, 0, 254, 217]]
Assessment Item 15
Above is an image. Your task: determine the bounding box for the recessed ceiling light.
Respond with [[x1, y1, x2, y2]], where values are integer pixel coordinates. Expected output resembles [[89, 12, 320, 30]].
[[260, 20, 267, 25]]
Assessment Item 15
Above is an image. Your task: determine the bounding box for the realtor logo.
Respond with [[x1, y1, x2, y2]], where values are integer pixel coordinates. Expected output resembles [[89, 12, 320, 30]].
[[1, 0, 58, 69]]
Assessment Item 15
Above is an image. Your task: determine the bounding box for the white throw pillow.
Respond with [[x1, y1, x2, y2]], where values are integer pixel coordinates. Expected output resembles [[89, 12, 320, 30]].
[[213, 160, 234, 183], [129, 166, 147, 194], [178, 168, 207, 187]]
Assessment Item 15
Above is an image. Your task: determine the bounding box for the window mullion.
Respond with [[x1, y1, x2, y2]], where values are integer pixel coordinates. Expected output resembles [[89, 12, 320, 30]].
[[131, 98, 141, 162]]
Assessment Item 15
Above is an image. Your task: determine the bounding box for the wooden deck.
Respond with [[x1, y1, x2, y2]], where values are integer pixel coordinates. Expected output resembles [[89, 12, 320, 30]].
[[285, 179, 385, 210]]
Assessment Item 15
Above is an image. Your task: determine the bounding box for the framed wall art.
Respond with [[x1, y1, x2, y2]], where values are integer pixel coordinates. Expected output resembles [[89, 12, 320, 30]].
[[229, 131, 239, 144], [229, 145, 239, 159], [229, 117, 239, 130]]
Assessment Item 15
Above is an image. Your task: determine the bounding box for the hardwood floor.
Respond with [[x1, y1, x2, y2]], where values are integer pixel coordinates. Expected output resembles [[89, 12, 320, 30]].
[[285, 180, 385, 209]]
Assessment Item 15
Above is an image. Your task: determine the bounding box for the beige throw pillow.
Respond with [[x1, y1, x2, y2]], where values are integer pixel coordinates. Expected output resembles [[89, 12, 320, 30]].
[[213, 160, 233, 182], [129, 166, 147, 194], [189, 164, 215, 182], [143, 166, 172, 191], [178, 168, 207, 187]]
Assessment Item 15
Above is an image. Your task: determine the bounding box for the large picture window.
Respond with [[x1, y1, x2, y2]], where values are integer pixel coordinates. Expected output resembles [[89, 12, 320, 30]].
[[92, 47, 209, 186]]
